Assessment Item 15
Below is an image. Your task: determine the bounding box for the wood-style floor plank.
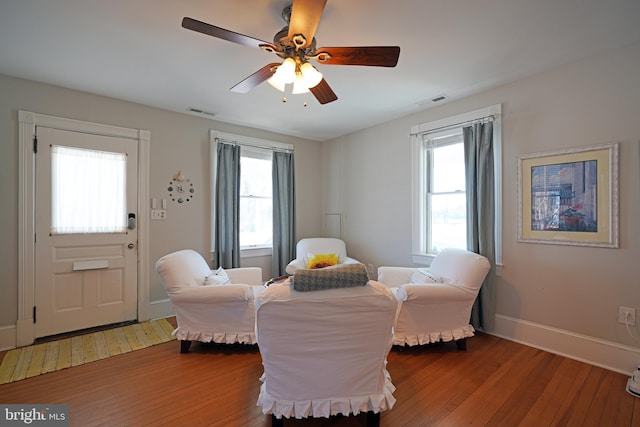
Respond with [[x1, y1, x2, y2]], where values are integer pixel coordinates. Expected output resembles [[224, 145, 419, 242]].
[[0, 322, 638, 427]]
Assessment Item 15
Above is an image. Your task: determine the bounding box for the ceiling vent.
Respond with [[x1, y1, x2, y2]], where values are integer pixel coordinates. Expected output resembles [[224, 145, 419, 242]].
[[416, 95, 448, 108], [186, 107, 216, 118]]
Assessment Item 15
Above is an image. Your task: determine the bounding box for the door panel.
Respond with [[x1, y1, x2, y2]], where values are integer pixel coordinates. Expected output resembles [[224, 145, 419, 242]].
[[35, 126, 138, 338]]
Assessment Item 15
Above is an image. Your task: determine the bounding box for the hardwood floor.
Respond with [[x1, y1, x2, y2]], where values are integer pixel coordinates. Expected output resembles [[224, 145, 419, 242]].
[[1, 320, 638, 426]]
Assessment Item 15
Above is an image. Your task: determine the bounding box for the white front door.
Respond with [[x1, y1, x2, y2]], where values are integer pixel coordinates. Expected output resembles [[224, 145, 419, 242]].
[[34, 126, 138, 338]]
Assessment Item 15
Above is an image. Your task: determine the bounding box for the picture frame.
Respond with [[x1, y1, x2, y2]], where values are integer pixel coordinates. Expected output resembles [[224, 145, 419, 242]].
[[517, 142, 619, 247]]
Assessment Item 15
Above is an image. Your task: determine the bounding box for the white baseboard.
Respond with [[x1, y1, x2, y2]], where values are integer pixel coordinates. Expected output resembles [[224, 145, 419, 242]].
[[148, 299, 174, 321], [491, 314, 640, 376], [0, 324, 16, 352], [3, 310, 637, 375]]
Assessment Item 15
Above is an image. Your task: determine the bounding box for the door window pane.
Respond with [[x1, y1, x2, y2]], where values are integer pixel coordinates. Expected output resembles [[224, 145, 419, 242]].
[[51, 145, 126, 234]]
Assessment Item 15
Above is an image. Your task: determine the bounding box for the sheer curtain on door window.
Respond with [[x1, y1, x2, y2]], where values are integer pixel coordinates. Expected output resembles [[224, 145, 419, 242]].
[[51, 145, 127, 234]]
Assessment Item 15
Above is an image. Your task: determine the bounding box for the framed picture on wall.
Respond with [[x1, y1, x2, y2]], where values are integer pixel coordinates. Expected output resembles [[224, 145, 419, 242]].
[[517, 142, 619, 247]]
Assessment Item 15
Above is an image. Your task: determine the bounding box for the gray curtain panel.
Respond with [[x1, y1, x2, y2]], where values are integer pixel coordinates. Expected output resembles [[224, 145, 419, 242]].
[[215, 142, 241, 268], [272, 151, 296, 276], [463, 122, 496, 331]]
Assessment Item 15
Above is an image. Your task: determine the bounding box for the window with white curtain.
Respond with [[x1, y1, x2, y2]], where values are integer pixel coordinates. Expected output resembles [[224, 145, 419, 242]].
[[51, 145, 127, 234]]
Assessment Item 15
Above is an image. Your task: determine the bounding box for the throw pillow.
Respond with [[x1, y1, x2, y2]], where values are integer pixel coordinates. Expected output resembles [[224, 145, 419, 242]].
[[410, 268, 444, 284], [306, 253, 339, 269], [205, 267, 231, 286], [292, 263, 369, 291]]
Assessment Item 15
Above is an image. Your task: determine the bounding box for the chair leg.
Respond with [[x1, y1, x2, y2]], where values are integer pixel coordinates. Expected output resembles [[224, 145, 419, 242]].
[[393, 344, 405, 352], [365, 411, 380, 427], [271, 414, 284, 427], [455, 337, 467, 351], [180, 340, 192, 354]]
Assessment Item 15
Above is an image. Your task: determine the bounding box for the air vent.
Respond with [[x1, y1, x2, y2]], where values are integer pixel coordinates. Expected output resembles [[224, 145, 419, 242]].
[[186, 107, 216, 118], [416, 95, 448, 108]]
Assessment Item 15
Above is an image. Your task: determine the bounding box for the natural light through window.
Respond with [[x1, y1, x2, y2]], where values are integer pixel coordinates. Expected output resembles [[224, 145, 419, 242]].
[[51, 145, 126, 234], [410, 104, 502, 266], [239, 149, 272, 249], [210, 130, 294, 257], [427, 138, 467, 253]]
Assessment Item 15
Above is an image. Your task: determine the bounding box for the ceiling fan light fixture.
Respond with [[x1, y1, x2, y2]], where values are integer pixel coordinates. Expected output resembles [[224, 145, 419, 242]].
[[299, 62, 323, 88], [270, 57, 296, 87], [292, 74, 310, 94], [183, 1, 399, 106], [267, 76, 286, 92]]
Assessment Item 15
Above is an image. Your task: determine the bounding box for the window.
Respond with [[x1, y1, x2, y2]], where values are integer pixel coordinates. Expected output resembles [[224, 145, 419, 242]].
[[423, 129, 467, 253], [51, 145, 126, 234], [411, 105, 502, 267], [210, 131, 294, 258], [239, 147, 272, 249]]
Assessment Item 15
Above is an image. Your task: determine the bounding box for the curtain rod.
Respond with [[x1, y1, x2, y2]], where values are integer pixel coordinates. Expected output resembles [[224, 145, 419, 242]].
[[411, 114, 496, 137], [216, 138, 294, 153]]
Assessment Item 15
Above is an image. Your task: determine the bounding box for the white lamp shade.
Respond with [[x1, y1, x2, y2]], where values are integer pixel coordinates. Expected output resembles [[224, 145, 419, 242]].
[[300, 62, 323, 88], [272, 58, 296, 85], [292, 74, 310, 94], [267, 76, 286, 92]]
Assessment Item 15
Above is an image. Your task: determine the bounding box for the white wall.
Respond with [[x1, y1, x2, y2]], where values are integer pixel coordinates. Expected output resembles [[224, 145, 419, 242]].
[[0, 74, 323, 334], [323, 42, 640, 374], [2, 42, 639, 373]]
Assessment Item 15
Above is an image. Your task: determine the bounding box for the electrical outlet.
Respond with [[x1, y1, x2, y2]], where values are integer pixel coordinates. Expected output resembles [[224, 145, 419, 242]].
[[151, 209, 166, 220], [367, 264, 374, 274], [618, 306, 636, 326]]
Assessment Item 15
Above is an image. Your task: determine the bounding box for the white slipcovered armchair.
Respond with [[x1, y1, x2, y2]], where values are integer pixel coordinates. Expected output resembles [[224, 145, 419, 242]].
[[377, 248, 490, 350], [155, 249, 263, 353], [285, 237, 361, 275], [255, 277, 398, 426]]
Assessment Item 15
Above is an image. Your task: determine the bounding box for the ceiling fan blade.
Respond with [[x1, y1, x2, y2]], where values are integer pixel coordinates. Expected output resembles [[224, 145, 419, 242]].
[[314, 46, 401, 67], [230, 63, 280, 93], [309, 78, 337, 104], [288, 0, 327, 48], [182, 17, 273, 50]]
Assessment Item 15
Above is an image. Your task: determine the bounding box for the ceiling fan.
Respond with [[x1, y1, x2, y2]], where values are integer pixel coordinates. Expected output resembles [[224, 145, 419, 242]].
[[182, 0, 400, 105]]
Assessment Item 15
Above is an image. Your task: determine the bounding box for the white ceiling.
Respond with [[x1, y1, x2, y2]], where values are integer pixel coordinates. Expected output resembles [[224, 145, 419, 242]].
[[1, 0, 639, 141]]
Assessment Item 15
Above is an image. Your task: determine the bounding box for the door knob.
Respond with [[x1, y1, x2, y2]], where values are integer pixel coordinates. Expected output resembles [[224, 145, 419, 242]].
[[128, 243, 135, 249]]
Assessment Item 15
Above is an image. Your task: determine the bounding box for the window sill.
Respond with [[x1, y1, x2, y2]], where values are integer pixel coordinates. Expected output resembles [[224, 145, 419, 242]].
[[240, 247, 272, 258], [412, 252, 503, 276], [411, 253, 436, 266]]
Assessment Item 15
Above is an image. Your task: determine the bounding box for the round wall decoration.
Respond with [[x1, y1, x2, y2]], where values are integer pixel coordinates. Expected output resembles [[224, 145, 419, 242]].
[[168, 171, 195, 204]]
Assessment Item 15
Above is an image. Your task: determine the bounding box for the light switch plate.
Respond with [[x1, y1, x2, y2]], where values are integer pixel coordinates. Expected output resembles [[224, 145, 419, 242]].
[[151, 209, 166, 220]]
